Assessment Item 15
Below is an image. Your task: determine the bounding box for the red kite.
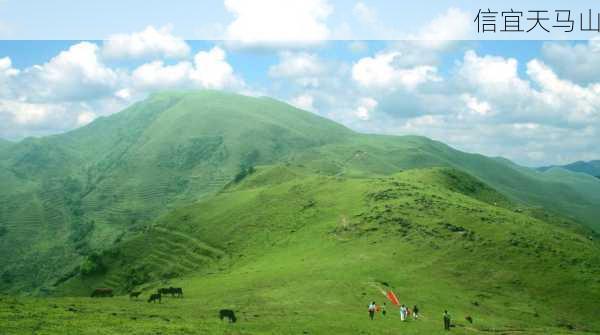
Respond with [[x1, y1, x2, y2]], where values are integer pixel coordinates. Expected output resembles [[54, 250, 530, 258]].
[[386, 291, 400, 305]]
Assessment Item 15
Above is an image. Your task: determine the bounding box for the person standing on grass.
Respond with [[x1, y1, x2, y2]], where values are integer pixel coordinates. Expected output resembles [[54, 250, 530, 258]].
[[368, 301, 376, 320], [443, 310, 451, 330], [381, 302, 387, 317], [400, 304, 407, 321], [413, 305, 419, 319]]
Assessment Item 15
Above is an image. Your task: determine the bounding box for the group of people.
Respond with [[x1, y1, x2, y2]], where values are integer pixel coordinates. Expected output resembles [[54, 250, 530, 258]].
[[368, 302, 452, 330], [367, 302, 420, 321]]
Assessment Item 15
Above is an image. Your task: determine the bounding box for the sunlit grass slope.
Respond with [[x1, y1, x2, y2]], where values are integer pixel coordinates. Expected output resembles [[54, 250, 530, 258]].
[[4, 166, 599, 334]]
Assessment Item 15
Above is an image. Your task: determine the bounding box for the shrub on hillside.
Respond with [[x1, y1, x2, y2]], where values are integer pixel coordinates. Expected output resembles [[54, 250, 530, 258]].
[[80, 253, 105, 276], [0, 226, 7, 237], [234, 165, 256, 183], [125, 267, 150, 292], [69, 221, 95, 244]]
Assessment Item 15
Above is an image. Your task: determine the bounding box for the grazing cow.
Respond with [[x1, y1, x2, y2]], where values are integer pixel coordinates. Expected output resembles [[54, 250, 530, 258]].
[[148, 293, 161, 303], [129, 291, 141, 299], [465, 315, 473, 324], [219, 309, 237, 323], [158, 287, 184, 298], [91, 288, 113, 298]]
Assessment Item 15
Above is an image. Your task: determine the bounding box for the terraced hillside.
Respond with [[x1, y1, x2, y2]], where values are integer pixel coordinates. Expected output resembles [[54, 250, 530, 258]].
[[1, 90, 600, 296], [4, 166, 599, 334]]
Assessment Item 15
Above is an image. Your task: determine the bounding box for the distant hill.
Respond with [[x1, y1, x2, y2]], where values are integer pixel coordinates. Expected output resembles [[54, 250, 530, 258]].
[[1, 90, 600, 297], [539, 160, 600, 179], [0, 138, 12, 150]]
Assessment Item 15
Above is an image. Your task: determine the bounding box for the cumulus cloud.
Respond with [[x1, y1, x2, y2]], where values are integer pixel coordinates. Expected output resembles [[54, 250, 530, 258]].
[[132, 61, 193, 91], [0, 57, 18, 96], [458, 50, 530, 100], [21, 42, 121, 102], [461, 94, 492, 116], [269, 52, 325, 87], [354, 97, 377, 121], [102, 25, 190, 59], [190, 47, 242, 89], [526, 59, 600, 124], [0, 100, 56, 125], [455, 50, 600, 127], [224, 0, 332, 47], [409, 8, 470, 49], [131, 46, 243, 92], [541, 38, 600, 85], [352, 51, 441, 91], [0, 57, 19, 77]]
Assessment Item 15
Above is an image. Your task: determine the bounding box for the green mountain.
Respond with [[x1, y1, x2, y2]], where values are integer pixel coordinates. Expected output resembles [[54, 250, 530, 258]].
[[1, 90, 600, 334], [539, 160, 600, 179]]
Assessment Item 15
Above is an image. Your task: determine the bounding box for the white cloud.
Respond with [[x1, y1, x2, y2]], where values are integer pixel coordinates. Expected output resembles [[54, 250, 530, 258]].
[[0, 57, 18, 96], [458, 50, 530, 98], [352, 51, 441, 90], [269, 52, 324, 78], [0, 57, 19, 77], [410, 8, 470, 49], [115, 88, 132, 100], [103, 25, 190, 59], [130, 46, 243, 92], [541, 38, 600, 84], [269, 52, 325, 87], [289, 94, 316, 113], [0, 100, 55, 125], [132, 61, 192, 90], [526, 59, 600, 124], [76, 111, 96, 126], [354, 97, 377, 120], [461, 94, 492, 116], [224, 0, 332, 47], [23, 42, 120, 102], [190, 47, 242, 89]]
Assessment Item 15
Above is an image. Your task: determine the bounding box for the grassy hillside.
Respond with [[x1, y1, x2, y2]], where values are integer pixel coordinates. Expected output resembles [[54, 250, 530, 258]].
[[284, 135, 600, 230], [1, 90, 599, 298], [3, 166, 599, 334]]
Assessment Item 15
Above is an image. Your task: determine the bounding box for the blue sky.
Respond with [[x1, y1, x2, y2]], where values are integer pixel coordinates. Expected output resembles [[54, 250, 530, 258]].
[[1, 1, 600, 167], [2, 0, 600, 40]]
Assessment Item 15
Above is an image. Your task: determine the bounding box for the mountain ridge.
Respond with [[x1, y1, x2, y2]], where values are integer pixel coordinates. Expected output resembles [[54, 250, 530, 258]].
[[539, 160, 600, 179]]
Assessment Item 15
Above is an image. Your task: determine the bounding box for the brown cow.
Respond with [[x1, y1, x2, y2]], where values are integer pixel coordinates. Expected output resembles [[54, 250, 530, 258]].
[[91, 288, 113, 297]]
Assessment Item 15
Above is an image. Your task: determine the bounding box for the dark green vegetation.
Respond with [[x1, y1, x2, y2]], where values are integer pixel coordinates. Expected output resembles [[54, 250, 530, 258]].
[[539, 160, 600, 180], [1, 91, 600, 334]]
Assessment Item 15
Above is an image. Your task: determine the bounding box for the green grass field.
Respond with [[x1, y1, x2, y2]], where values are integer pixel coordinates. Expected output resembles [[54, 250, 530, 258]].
[[3, 166, 592, 334]]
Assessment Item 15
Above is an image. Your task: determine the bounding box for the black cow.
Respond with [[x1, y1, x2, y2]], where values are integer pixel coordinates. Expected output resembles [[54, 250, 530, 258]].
[[219, 309, 237, 323], [158, 287, 183, 298], [91, 288, 113, 298], [129, 291, 141, 299], [148, 293, 161, 303]]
